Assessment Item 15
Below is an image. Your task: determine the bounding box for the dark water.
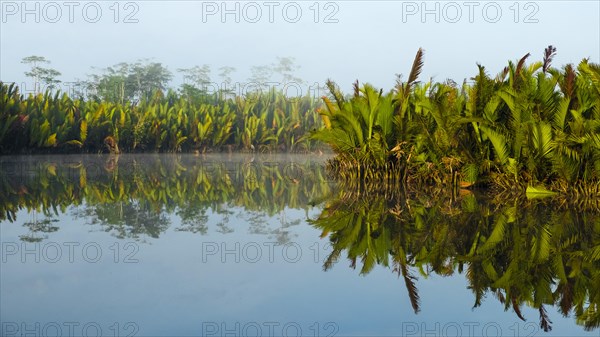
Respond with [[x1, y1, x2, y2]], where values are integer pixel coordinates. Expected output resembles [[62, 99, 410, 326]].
[[1, 154, 599, 337]]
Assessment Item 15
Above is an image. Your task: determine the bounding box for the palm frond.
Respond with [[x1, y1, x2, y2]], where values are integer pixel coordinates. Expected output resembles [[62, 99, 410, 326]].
[[543, 45, 557, 73], [406, 48, 425, 89], [516, 53, 531, 78]]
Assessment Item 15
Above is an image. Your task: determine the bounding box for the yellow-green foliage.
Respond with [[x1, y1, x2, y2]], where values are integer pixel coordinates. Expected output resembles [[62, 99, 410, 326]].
[[0, 83, 324, 154]]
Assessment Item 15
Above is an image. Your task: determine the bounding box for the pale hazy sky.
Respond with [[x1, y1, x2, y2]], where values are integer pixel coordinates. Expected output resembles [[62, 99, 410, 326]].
[[1, 0, 599, 94]]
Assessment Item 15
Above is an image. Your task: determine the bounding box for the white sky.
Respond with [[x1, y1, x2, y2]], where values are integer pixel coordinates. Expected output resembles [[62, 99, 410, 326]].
[[1, 0, 599, 94]]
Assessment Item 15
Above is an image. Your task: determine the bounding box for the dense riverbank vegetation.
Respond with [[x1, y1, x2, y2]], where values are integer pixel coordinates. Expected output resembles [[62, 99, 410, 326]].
[[311, 46, 600, 195], [3, 47, 600, 195], [2, 56, 324, 153], [0, 82, 324, 153]]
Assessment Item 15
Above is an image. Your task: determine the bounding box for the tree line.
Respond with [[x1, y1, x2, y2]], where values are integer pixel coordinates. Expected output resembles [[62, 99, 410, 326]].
[[17, 55, 308, 103]]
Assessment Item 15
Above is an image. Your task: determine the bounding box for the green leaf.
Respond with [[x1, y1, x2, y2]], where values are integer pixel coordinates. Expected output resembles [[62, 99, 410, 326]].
[[525, 185, 557, 199], [480, 126, 510, 165], [43, 133, 57, 147], [478, 213, 508, 253], [65, 140, 83, 147], [80, 119, 87, 143]]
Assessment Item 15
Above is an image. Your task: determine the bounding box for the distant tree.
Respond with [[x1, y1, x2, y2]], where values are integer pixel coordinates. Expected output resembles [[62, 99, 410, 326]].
[[85, 60, 172, 103], [178, 65, 212, 89], [88, 62, 129, 103], [218, 66, 236, 95], [129, 60, 172, 100], [247, 57, 304, 94], [273, 57, 303, 84], [249, 65, 273, 85], [21, 55, 62, 93], [247, 65, 274, 94], [218, 66, 235, 85], [177, 65, 216, 100]]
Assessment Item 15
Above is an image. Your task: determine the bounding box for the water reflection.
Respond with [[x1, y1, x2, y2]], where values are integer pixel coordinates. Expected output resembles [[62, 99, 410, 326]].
[[1, 154, 599, 333], [310, 184, 600, 332], [0, 154, 332, 242]]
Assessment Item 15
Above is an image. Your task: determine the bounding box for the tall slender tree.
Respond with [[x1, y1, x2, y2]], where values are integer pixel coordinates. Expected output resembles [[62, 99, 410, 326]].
[[21, 55, 61, 94]]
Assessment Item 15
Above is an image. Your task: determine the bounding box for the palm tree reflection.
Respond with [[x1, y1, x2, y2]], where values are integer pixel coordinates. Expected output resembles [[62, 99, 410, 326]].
[[310, 187, 600, 331]]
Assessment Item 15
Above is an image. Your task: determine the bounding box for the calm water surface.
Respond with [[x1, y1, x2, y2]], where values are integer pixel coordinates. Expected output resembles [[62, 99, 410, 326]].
[[1, 154, 599, 336]]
